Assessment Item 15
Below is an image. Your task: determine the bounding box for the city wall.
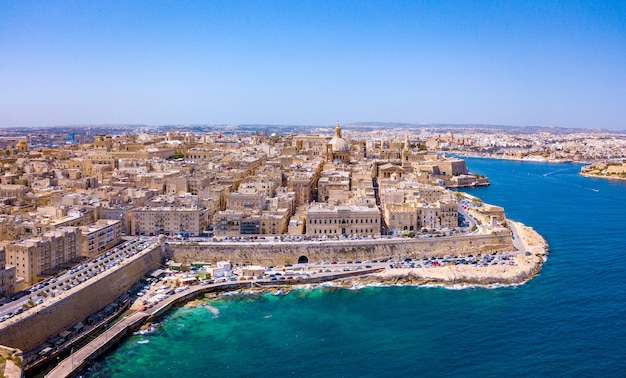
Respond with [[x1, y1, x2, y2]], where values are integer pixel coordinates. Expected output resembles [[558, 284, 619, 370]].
[[0, 243, 164, 352], [167, 231, 513, 266]]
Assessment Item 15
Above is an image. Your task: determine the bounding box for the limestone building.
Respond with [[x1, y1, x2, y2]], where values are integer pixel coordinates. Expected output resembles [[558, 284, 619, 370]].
[[226, 185, 266, 214], [131, 206, 209, 237], [306, 203, 381, 237], [5, 227, 80, 285], [79, 219, 123, 258], [0, 247, 16, 298]]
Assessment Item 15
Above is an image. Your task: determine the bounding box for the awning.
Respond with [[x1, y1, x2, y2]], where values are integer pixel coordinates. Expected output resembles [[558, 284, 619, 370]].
[[150, 269, 166, 278]]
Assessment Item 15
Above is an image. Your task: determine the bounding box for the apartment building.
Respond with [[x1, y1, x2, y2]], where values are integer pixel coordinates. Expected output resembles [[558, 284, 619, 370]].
[[79, 219, 123, 258], [5, 227, 80, 284], [131, 206, 209, 237]]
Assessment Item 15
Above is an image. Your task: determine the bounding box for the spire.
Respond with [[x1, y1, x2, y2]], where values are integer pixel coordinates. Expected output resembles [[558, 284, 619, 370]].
[[404, 131, 410, 150], [335, 121, 342, 138]]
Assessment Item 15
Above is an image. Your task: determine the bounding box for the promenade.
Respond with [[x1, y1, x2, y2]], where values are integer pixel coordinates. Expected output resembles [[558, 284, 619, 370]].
[[45, 312, 148, 378]]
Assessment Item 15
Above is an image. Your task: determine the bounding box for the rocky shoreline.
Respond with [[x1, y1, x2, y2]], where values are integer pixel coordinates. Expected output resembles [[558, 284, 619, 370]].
[[580, 172, 626, 181], [206, 221, 548, 294], [356, 220, 548, 288]]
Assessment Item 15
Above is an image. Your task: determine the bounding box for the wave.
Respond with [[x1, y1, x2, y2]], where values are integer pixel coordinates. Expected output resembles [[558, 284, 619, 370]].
[[206, 305, 220, 318]]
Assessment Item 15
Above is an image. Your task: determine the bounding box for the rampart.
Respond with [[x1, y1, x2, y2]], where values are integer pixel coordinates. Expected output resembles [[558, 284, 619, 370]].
[[167, 230, 513, 265], [0, 243, 163, 352]]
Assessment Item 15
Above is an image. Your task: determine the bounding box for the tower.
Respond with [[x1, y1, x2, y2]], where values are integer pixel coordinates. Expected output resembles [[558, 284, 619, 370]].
[[401, 131, 412, 170]]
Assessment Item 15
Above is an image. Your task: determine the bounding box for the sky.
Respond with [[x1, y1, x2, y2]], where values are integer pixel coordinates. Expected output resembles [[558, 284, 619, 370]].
[[1, 0, 625, 130]]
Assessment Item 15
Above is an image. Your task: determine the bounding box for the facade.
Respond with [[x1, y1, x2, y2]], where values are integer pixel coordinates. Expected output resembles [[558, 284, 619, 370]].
[[131, 206, 209, 237], [214, 208, 290, 237], [306, 203, 381, 237], [0, 248, 16, 298], [417, 200, 459, 230], [287, 171, 317, 208], [384, 199, 459, 234], [226, 186, 266, 213], [79, 219, 123, 258], [317, 170, 351, 203], [5, 227, 80, 284], [213, 210, 243, 237]]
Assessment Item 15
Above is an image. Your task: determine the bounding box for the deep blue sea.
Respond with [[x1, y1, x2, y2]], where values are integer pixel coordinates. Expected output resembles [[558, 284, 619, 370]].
[[87, 159, 626, 377]]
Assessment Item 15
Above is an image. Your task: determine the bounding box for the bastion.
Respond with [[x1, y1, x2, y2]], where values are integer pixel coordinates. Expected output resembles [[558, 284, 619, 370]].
[[167, 230, 513, 266], [0, 243, 163, 352]]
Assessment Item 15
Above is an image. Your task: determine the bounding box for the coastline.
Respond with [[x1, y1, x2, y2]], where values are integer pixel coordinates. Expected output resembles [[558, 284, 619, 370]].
[[45, 221, 548, 378], [580, 172, 626, 181], [170, 221, 548, 297], [325, 220, 548, 289], [451, 151, 587, 165]]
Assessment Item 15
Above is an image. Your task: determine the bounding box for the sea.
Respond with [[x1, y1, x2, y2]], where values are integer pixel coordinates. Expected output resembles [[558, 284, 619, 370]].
[[86, 158, 626, 378]]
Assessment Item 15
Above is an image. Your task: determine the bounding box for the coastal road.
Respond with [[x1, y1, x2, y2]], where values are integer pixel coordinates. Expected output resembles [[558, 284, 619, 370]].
[[508, 220, 526, 254]]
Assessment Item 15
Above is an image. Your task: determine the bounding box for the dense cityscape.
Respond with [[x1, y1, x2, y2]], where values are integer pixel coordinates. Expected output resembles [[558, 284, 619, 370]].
[[0, 122, 621, 376]]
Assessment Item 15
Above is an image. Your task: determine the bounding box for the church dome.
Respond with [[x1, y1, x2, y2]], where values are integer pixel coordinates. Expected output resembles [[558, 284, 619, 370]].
[[16, 140, 28, 152], [329, 122, 349, 152]]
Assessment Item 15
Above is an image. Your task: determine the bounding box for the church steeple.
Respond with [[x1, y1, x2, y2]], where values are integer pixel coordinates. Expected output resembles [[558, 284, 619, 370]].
[[335, 121, 342, 138], [404, 131, 410, 151], [402, 130, 412, 170]]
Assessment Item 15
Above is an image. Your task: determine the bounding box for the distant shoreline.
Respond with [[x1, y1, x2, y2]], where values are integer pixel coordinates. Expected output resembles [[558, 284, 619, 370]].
[[451, 152, 588, 165], [580, 172, 626, 182]]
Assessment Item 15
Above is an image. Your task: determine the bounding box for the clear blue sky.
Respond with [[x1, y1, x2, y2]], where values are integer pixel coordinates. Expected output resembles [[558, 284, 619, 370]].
[[1, 1, 625, 129]]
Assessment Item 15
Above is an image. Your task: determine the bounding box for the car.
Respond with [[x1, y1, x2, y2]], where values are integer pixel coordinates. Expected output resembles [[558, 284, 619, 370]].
[[10, 290, 30, 301]]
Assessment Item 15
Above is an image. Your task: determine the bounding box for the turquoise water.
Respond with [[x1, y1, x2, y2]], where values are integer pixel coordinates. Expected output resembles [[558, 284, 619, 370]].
[[88, 159, 626, 377]]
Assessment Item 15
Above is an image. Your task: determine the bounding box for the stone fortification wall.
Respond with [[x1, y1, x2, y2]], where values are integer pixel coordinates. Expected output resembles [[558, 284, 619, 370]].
[[0, 244, 163, 352], [168, 231, 513, 266]]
